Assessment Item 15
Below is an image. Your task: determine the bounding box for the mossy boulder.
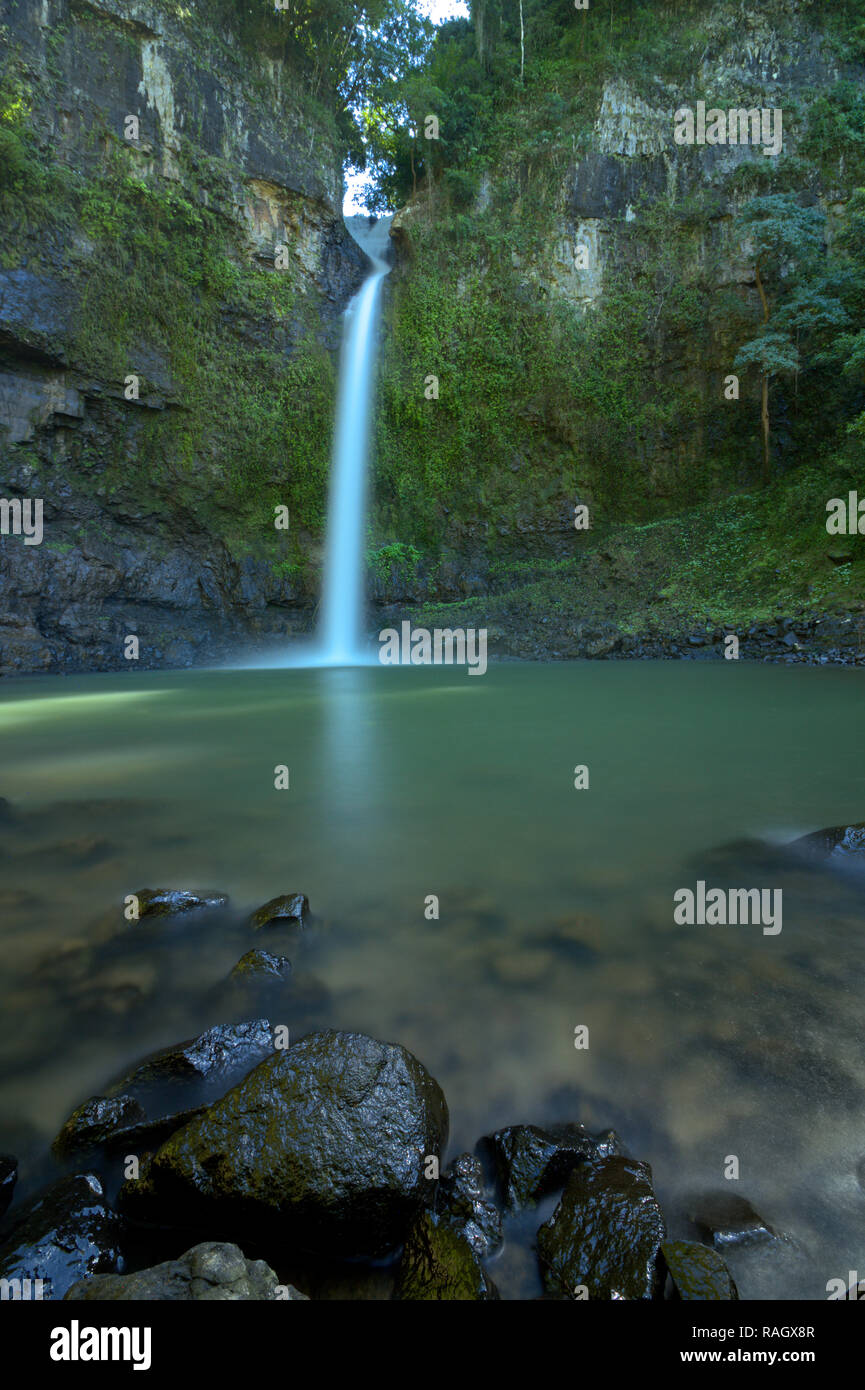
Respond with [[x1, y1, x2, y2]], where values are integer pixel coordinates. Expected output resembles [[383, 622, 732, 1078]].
[[65, 1241, 307, 1301], [394, 1212, 498, 1300], [119, 1029, 448, 1258], [537, 1156, 666, 1300]]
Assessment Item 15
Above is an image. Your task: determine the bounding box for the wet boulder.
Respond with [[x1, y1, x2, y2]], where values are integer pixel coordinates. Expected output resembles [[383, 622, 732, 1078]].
[[249, 893, 310, 932], [120, 1030, 448, 1258], [661, 1240, 739, 1300], [394, 1212, 498, 1300], [689, 1192, 777, 1248], [0, 1174, 122, 1300], [480, 1121, 624, 1209], [436, 1153, 502, 1258], [104, 1019, 274, 1111], [0, 1155, 17, 1218], [537, 1156, 666, 1300], [65, 1241, 307, 1301], [130, 889, 229, 922]]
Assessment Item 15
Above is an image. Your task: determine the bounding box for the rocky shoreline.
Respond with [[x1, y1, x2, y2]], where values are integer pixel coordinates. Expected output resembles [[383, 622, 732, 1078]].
[[2, 814, 864, 1301], [3, 845, 861, 1304], [3, 605, 865, 677]]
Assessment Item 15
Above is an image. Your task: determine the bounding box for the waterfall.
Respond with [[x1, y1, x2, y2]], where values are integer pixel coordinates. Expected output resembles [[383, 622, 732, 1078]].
[[318, 215, 393, 665]]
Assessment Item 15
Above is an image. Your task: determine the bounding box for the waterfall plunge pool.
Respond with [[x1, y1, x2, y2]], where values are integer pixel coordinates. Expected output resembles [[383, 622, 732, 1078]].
[[1, 659, 864, 1299]]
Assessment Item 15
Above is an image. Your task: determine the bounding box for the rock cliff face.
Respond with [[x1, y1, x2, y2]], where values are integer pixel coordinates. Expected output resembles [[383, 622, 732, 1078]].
[[0, 0, 365, 674], [374, 0, 865, 624]]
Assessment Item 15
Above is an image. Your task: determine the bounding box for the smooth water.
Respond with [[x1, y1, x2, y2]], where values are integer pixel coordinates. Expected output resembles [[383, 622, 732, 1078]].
[[1, 661, 864, 1298], [318, 217, 392, 665]]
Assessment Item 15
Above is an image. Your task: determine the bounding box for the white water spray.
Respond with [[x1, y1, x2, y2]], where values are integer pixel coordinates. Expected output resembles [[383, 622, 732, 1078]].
[[318, 215, 393, 665]]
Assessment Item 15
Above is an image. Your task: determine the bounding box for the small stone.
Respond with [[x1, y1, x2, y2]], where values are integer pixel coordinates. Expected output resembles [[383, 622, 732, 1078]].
[[131, 889, 229, 921], [690, 1192, 777, 1248], [229, 950, 293, 982], [248, 893, 310, 931]]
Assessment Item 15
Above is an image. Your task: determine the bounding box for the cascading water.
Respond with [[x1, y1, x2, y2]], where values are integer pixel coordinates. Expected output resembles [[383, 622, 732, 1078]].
[[317, 215, 393, 665]]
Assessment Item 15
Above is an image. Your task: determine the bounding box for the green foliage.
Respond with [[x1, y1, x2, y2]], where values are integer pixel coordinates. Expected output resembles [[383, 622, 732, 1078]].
[[367, 540, 422, 580]]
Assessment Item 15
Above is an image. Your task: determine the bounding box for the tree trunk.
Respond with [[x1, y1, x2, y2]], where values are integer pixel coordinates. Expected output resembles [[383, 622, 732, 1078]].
[[755, 261, 771, 481], [761, 371, 770, 483]]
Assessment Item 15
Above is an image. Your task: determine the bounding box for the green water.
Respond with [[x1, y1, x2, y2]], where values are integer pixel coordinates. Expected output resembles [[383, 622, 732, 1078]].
[[1, 661, 864, 1298]]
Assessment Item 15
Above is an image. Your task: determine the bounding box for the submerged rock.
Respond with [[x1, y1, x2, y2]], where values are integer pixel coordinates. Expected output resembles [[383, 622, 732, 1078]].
[[249, 893, 310, 931], [690, 1192, 777, 1248], [0, 1174, 122, 1300], [104, 1020, 274, 1110], [119, 1029, 448, 1258], [436, 1153, 502, 1258], [394, 1212, 498, 1300], [0, 1155, 17, 1219], [662, 1240, 739, 1300], [480, 1121, 624, 1209], [229, 949, 293, 982], [131, 889, 229, 921], [537, 1156, 666, 1300], [65, 1241, 307, 1301], [789, 822, 865, 864]]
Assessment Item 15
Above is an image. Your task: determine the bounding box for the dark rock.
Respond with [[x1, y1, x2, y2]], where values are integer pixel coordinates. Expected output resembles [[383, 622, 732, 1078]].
[[52, 1095, 207, 1161], [479, 1121, 624, 1209], [690, 1192, 777, 1248], [104, 1020, 274, 1111], [249, 893, 310, 931], [857, 1155, 865, 1192], [393, 1212, 498, 1301], [662, 1240, 739, 1300], [789, 822, 865, 865], [132, 889, 229, 921], [229, 949, 293, 982], [65, 1241, 307, 1301], [119, 1030, 448, 1258], [52, 1096, 146, 1160], [0, 1174, 122, 1300], [436, 1153, 502, 1258], [0, 1154, 17, 1218], [537, 1156, 666, 1300]]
